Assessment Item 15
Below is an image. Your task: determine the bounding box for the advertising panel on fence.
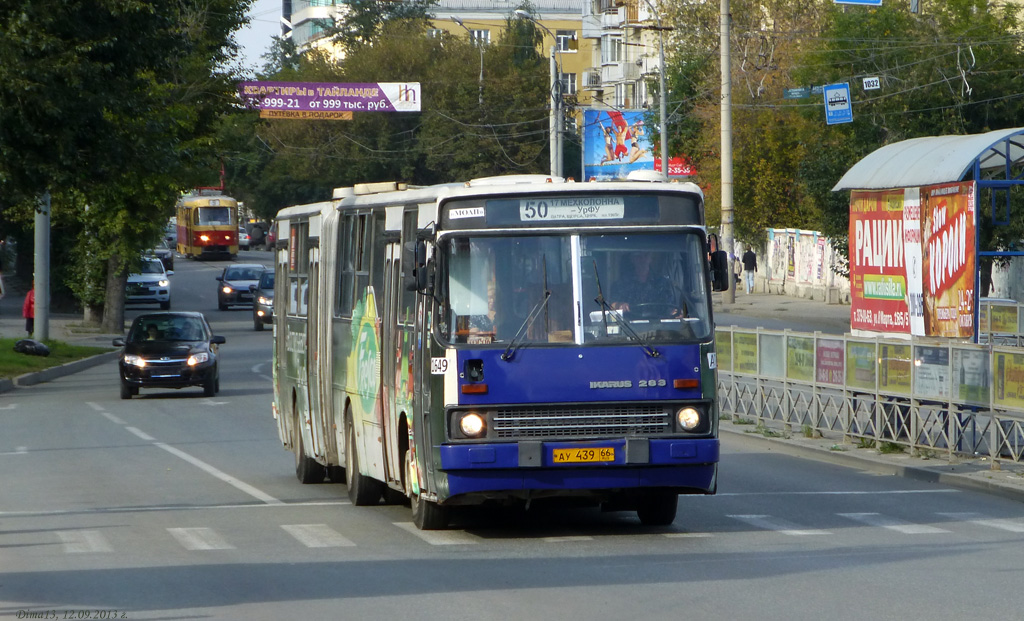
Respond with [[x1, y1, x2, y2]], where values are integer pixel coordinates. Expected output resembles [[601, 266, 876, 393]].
[[953, 348, 990, 405], [734, 332, 758, 374], [913, 345, 950, 398], [879, 343, 912, 394], [988, 304, 1018, 334], [846, 341, 877, 390], [716, 330, 732, 372], [582, 109, 693, 181], [849, 182, 976, 338], [816, 338, 845, 385], [786, 336, 815, 382], [994, 351, 1024, 410], [759, 334, 785, 379]]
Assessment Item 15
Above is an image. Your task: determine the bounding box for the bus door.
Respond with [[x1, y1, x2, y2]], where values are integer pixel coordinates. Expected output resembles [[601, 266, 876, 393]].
[[305, 245, 327, 461], [381, 239, 403, 484], [272, 244, 290, 446]]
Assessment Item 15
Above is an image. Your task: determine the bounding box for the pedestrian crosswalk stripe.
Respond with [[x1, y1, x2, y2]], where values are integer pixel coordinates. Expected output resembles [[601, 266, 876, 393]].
[[58, 530, 113, 553], [392, 522, 479, 545], [937, 512, 1024, 532], [281, 524, 356, 548], [838, 512, 949, 534], [727, 514, 831, 536], [168, 527, 234, 550]]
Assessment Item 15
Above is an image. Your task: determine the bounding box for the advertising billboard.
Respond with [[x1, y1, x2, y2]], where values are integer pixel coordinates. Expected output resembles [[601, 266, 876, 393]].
[[849, 181, 976, 338], [582, 109, 694, 181]]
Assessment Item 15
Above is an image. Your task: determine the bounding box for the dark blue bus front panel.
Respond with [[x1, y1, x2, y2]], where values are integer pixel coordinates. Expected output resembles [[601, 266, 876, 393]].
[[437, 344, 719, 500]]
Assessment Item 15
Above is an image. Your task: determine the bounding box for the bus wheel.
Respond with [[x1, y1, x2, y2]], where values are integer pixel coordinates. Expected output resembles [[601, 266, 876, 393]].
[[636, 491, 678, 526], [345, 414, 382, 505], [406, 450, 449, 530], [294, 418, 326, 484]]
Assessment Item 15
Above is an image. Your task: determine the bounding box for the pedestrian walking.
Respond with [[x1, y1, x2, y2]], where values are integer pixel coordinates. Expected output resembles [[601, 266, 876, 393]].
[[23, 287, 34, 335], [742, 248, 758, 294], [732, 254, 742, 292]]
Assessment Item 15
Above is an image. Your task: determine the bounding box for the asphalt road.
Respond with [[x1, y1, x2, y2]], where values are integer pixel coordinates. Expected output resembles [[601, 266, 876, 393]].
[[2, 254, 1023, 620]]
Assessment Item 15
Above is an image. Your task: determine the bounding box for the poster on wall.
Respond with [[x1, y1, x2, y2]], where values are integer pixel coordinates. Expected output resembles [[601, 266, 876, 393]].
[[848, 182, 976, 338], [582, 109, 694, 181]]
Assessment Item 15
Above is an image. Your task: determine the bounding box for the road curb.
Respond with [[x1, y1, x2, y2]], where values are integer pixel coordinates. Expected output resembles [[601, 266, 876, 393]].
[[2, 350, 120, 393]]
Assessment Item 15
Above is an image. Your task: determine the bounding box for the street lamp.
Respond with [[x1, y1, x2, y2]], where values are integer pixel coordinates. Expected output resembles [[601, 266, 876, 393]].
[[451, 16, 484, 108], [514, 9, 563, 177]]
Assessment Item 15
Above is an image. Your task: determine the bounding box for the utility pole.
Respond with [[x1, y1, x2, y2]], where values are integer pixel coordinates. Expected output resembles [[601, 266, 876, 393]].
[[639, 0, 670, 181], [515, 9, 563, 177], [33, 191, 50, 340], [451, 17, 484, 108], [720, 0, 735, 304]]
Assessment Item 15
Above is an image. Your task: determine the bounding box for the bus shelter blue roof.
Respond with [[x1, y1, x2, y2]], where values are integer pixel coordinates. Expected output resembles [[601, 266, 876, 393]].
[[832, 127, 1024, 191]]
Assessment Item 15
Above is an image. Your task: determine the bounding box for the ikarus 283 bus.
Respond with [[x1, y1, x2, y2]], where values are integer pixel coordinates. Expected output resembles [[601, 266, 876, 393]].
[[271, 175, 731, 529]]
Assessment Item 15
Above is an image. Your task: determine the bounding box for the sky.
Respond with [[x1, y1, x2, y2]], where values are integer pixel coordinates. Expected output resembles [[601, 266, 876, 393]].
[[235, 0, 282, 72]]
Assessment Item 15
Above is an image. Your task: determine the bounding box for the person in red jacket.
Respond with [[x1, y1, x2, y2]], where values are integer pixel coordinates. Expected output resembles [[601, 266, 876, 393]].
[[23, 288, 34, 336]]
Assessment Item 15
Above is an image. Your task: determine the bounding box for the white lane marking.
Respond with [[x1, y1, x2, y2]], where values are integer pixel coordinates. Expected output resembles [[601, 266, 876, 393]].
[[716, 489, 959, 497], [728, 514, 831, 536], [663, 532, 715, 538], [938, 512, 1024, 533], [281, 524, 356, 548], [838, 512, 949, 534], [87, 402, 105, 412], [168, 527, 234, 550], [0, 403, 20, 410], [0, 500, 348, 518], [0, 446, 28, 456], [58, 530, 113, 553], [126, 427, 155, 441], [543, 535, 594, 542], [154, 442, 284, 506], [392, 522, 479, 545], [100, 411, 126, 425]]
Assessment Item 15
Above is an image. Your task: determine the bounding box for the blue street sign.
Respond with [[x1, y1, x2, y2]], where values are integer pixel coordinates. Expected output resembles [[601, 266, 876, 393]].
[[823, 82, 853, 125], [834, 0, 882, 5]]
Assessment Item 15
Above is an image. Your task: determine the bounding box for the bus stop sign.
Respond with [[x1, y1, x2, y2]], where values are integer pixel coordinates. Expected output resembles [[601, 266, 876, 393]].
[[823, 82, 853, 125]]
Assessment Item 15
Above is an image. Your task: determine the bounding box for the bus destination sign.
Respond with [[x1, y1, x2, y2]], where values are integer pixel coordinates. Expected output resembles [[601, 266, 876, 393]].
[[518, 197, 625, 221]]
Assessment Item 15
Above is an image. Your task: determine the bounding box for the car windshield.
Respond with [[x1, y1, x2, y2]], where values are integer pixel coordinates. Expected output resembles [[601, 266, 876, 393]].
[[225, 267, 262, 281], [130, 316, 206, 343], [259, 272, 274, 288], [140, 260, 164, 275]]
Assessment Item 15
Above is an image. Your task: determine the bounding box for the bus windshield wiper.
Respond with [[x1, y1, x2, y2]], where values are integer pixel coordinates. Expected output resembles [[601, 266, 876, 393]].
[[592, 260, 660, 358], [501, 290, 551, 361]]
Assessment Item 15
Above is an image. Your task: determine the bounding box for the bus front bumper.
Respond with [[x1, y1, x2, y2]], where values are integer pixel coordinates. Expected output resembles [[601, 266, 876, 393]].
[[438, 438, 719, 498]]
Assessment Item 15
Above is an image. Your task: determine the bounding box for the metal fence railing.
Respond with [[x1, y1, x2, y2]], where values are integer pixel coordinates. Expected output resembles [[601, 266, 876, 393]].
[[716, 326, 1024, 463]]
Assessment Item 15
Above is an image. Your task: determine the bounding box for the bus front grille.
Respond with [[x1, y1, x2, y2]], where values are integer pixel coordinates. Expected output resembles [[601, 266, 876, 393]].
[[493, 405, 670, 439]]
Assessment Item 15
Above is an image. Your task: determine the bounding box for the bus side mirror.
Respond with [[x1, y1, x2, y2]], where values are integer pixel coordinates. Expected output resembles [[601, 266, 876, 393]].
[[710, 250, 730, 291], [410, 239, 433, 295]]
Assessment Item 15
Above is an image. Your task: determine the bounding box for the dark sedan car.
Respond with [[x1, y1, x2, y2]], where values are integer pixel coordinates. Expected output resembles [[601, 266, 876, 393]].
[[113, 311, 225, 399], [251, 269, 274, 331], [216, 263, 265, 310], [150, 239, 174, 271]]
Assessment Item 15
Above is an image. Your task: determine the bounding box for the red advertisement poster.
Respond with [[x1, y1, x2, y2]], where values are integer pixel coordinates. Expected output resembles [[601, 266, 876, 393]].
[[921, 182, 976, 337], [849, 189, 910, 333]]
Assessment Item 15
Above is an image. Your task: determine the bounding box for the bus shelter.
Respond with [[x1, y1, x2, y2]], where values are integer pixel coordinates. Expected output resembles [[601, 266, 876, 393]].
[[832, 127, 1024, 343]]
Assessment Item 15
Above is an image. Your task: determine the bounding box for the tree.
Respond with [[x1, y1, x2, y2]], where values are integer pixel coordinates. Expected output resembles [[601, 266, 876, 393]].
[[0, 0, 251, 331]]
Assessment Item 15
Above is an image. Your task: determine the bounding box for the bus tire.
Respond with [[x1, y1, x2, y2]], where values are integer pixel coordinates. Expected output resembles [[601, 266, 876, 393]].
[[406, 450, 449, 530], [636, 491, 678, 526], [345, 413, 382, 505], [294, 417, 326, 484]]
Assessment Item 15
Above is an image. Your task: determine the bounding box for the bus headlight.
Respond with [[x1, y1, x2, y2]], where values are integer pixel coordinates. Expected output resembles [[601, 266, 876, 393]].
[[458, 412, 486, 438], [676, 407, 702, 431]]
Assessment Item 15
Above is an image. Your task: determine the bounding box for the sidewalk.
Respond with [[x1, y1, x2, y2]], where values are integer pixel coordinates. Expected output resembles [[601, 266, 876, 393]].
[[713, 288, 852, 335]]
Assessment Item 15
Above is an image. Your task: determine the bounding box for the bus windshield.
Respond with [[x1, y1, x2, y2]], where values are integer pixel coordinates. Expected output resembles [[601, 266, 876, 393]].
[[443, 231, 711, 346]]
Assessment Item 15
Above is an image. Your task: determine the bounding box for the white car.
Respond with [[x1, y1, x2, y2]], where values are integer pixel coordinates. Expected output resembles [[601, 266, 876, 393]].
[[126, 257, 173, 310], [238, 227, 251, 250]]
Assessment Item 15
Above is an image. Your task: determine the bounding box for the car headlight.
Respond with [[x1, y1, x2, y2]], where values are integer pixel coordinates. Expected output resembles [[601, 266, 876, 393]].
[[258, 296, 271, 305], [458, 412, 486, 438], [676, 407, 702, 431], [222, 286, 233, 294], [158, 279, 169, 287], [124, 354, 146, 368], [187, 352, 210, 366]]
